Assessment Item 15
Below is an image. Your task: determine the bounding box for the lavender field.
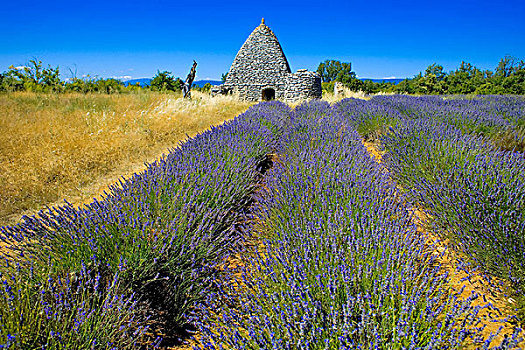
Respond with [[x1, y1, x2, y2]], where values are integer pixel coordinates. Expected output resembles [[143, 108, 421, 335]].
[[1, 96, 525, 349]]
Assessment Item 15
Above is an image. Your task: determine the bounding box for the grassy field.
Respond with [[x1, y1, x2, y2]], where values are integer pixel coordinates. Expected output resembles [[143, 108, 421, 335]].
[[0, 91, 252, 226]]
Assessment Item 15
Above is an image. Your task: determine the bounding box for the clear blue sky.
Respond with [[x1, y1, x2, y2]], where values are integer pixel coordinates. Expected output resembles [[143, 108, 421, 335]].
[[1, 0, 524, 80]]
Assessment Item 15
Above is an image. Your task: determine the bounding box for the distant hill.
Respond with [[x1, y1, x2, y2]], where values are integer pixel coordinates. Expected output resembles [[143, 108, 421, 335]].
[[122, 78, 222, 87], [193, 80, 222, 87], [122, 78, 152, 87]]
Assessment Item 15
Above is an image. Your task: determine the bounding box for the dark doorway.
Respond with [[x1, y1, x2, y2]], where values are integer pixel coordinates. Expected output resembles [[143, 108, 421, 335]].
[[262, 88, 275, 101]]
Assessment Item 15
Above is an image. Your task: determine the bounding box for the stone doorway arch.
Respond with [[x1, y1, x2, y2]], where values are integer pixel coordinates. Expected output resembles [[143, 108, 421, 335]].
[[262, 88, 275, 101]]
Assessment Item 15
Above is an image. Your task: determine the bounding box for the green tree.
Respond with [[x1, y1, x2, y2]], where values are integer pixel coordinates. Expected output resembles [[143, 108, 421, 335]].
[[64, 76, 95, 93], [41, 65, 63, 92], [321, 81, 335, 93], [19, 59, 44, 85], [96, 78, 123, 94], [344, 78, 364, 92], [425, 63, 446, 81], [444, 61, 478, 94], [150, 71, 182, 92], [0, 69, 24, 91], [418, 64, 447, 94], [316, 60, 355, 83], [495, 55, 525, 78], [4, 59, 63, 92], [202, 83, 212, 92], [393, 79, 416, 94], [501, 70, 525, 94], [124, 82, 143, 92], [221, 72, 228, 83]]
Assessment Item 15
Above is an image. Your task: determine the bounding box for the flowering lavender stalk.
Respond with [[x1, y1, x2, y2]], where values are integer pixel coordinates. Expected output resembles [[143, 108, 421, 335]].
[[369, 94, 525, 152], [0, 101, 292, 347], [194, 100, 501, 349], [0, 261, 148, 348], [380, 108, 525, 320]]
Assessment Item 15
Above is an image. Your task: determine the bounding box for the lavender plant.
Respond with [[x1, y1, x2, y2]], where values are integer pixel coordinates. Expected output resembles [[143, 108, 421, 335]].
[[193, 101, 507, 349], [333, 97, 403, 140], [0, 101, 292, 347], [0, 261, 148, 348], [381, 115, 525, 319], [372, 95, 525, 152]]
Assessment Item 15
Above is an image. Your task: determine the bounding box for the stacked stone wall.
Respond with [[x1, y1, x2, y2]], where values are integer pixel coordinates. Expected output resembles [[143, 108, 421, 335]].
[[231, 83, 287, 101], [284, 70, 322, 102]]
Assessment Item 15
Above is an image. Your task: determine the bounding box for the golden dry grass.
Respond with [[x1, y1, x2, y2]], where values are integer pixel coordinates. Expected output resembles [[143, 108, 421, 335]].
[[321, 87, 369, 103], [321, 87, 401, 103], [0, 91, 252, 227]]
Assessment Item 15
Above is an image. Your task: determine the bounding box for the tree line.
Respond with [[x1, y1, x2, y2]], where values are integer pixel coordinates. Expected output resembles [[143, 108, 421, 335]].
[[317, 56, 525, 95], [0, 59, 211, 93], [3, 57, 523, 96]]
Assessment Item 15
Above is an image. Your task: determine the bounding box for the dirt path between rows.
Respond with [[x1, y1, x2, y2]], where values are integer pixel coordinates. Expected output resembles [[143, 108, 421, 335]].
[[363, 141, 522, 348]]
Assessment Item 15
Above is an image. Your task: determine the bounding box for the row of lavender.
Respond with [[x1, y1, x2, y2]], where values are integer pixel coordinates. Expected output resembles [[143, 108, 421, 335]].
[[337, 95, 525, 320], [335, 95, 525, 153], [0, 102, 291, 348], [194, 101, 517, 348]]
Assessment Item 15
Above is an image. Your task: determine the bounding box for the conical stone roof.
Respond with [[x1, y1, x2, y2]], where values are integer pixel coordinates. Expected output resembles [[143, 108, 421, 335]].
[[224, 19, 291, 100]]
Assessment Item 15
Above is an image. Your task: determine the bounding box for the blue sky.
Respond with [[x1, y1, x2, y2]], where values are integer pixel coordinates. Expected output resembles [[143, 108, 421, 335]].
[[1, 0, 524, 80]]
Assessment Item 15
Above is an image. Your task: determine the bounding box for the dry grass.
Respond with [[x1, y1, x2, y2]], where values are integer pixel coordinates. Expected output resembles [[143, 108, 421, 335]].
[[322, 87, 401, 103], [0, 91, 252, 227], [322, 87, 369, 103]]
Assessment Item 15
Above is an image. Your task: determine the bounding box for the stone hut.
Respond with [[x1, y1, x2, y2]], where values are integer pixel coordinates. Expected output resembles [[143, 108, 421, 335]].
[[214, 19, 322, 102]]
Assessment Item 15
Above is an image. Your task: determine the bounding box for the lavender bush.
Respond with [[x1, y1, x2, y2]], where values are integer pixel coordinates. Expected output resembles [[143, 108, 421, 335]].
[[193, 101, 513, 349], [0, 262, 148, 349], [371, 95, 525, 152], [380, 114, 525, 319], [0, 101, 291, 347], [342, 94, 525, 320], [333, 97, 404, 140]]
